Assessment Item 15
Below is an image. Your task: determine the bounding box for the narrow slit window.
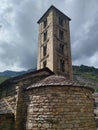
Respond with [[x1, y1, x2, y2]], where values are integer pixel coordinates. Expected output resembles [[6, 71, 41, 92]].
[[59, 30, 64, 40], [43, 60, 47, 68], [43, 18, 47, 28], [59, 17, 63, 26], [43, 45, 47, 56], [59, 44, 64, 54], [43, 31, 47, 41], [60, 59, 65, 72]]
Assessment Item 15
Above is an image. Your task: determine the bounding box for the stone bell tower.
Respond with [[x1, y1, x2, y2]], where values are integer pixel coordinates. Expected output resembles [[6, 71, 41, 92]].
[[37, 5, 73, 80]]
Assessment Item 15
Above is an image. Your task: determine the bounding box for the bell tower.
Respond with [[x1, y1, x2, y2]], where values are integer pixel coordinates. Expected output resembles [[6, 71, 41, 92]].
[[37, 5, 73, 80]]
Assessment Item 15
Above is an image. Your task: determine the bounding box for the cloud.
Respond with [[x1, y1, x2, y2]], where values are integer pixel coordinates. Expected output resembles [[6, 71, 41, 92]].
[[71, 0, 98, 67], [0, 0, 38, 71], [0, 0, 98, 72]]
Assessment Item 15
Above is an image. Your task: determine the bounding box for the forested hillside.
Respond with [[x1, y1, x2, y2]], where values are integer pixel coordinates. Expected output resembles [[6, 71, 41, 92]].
[[73, 65, 98, 91], [0, 76, 9, 84]]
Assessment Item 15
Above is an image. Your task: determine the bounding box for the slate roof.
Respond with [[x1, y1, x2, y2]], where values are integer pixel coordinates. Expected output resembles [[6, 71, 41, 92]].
[[37, 5, 71, 24], [26, 75, 94, 92]]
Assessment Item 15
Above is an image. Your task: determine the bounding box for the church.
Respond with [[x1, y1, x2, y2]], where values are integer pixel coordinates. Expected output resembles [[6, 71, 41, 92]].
[[0, 5, 96, 130]]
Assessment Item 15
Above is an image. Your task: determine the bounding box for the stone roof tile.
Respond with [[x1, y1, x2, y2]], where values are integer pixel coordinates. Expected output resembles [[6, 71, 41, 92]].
[[0, 99, 13, 114], [26, 75, 94, 92]]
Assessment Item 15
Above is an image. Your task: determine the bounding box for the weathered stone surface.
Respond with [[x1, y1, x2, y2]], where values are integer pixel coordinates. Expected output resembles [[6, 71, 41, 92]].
[[22, 85, 96, 130], [37, 6, 73, 80]]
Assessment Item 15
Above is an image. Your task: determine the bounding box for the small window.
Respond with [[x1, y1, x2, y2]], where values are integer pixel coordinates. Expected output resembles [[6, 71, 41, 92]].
[[43, 45, 47, 56], [59, 17, 63, 26], [59, 30, 64, 40], [60, 59, 65, 72], [43, 60, 47, 68], [43, 18, 47, 28], [43, 31, 47, 41], [59, 44, 64, 54]]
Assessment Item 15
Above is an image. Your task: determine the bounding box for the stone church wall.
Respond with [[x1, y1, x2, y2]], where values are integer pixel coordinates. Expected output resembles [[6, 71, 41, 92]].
[[15, 85, 28, 130], [23, 85, 96, 130]]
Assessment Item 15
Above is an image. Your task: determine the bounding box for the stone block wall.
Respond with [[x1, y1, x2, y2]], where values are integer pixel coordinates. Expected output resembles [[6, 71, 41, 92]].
[[37, 6, 73, 80], [53, 9, 73, 80], [0, 114, 14, 130], [24, 85, 96, 130], [37, 10, 54, 71], [15, 85, 28, 130]]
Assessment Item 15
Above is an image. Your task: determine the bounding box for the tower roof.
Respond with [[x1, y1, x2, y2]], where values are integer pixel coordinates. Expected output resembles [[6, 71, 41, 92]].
[[37, 5, 71, 24]]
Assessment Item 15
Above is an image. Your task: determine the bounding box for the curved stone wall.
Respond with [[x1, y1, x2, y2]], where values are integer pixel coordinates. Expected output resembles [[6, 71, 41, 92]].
[[26, 85, 96, 130]]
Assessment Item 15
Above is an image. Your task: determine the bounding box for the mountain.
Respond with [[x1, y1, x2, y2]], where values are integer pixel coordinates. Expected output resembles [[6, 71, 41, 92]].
[[0, 68, 36, 84], [0, 65, 98, 91], [0, 70, 26, 77], [0, 68, 36, 77]]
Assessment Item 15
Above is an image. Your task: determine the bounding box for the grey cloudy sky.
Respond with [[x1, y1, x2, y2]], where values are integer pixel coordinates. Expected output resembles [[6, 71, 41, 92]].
[[0, 0, 98, 72]]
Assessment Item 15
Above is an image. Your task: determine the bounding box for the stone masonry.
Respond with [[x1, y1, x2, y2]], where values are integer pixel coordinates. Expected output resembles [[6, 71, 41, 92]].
[[15, 75, 96, 130], [0, 69, 96, 130], [37, 6, 73, 80], [0, 68, 54, 130]]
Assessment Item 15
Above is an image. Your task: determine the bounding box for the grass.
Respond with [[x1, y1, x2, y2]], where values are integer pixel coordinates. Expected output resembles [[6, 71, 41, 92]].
[[80, 72, 98, 82], [0, 76, 9, 84]]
